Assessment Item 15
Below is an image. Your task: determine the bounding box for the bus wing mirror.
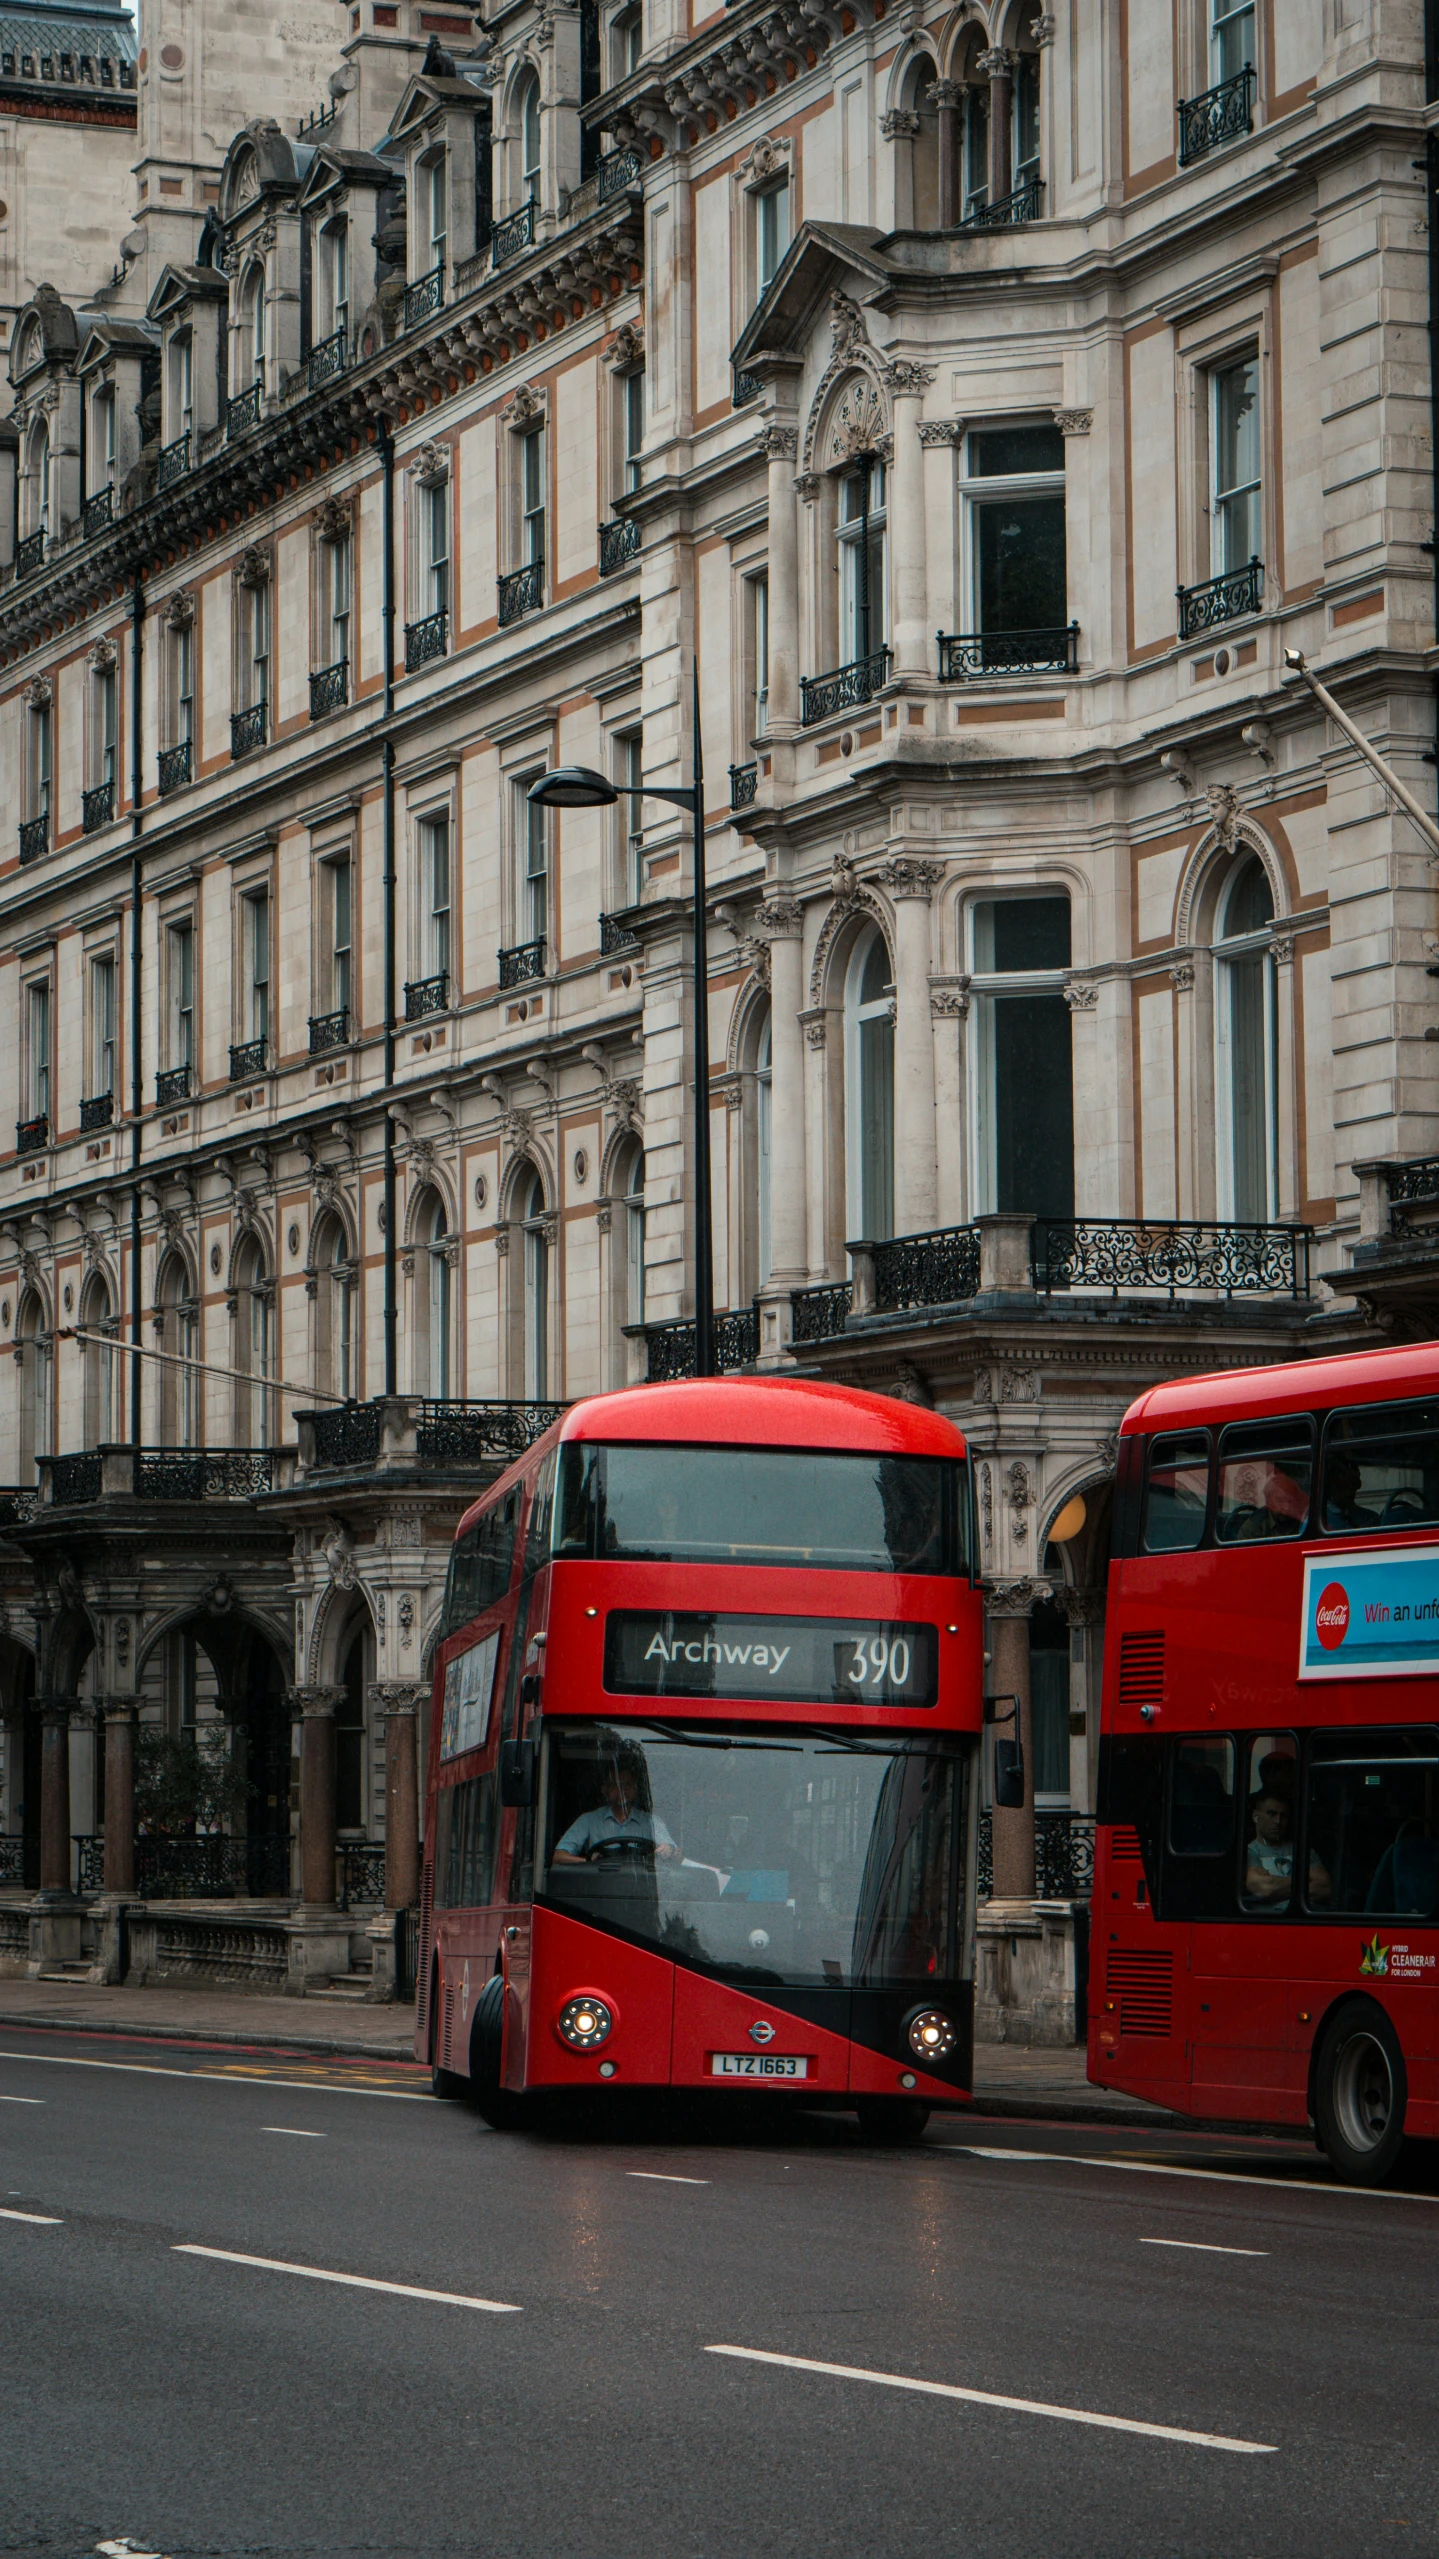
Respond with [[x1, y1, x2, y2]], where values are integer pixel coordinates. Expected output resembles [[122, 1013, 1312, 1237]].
[[519, 1671, 540, 1707], [993, 1738, 1025, 1810], [498, 1738, 536, 1808]]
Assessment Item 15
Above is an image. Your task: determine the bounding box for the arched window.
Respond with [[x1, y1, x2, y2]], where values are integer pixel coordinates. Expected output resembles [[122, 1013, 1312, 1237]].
[[900, 59, 940, 229], [313, 1215, 355, 1405], [519, 1168, 549, 1401], [1214, 853, 1277, 1223], [756, 1016, 772, 1287], [26, 420, 49, 543], [158, 1253, 198, 1446], [424, 1194, 452, 1401], [80, 1273, 116, 1447], [955, 36, 990, 218], [232, 1236, 271, 1449], [622, 1145, 646, 1329], [15, 1290, 50, 1488], [336, 1624, 367, 1832], [518, 71, 542, 203], [242, 263, 265, 390], [845, 928, 894, 1242]]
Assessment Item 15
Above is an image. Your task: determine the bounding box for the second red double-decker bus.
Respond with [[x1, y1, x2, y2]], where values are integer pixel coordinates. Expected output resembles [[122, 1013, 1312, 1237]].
[[1093, 1340, 1439, 2182], [416, 1375, 984, 2138]]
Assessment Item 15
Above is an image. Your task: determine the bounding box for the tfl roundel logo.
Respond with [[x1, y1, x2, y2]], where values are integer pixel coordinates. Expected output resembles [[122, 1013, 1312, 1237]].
[[1315, 1582, 1351, 1651]]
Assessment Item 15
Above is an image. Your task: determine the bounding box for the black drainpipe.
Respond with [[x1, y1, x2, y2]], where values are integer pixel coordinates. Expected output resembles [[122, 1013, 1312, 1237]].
[[128, 570, 144, 1446], [379, 421, 398, 1398]]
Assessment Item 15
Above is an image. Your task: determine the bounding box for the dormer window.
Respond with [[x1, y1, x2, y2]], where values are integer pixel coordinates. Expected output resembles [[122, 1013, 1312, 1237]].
[[170, 330, 194, 441], [242, 264, 266, 390], [519, 72, 541, 202], [611, 5, 641, 79], [91, 389, 116, 493], [323, 220, 350, 344], [24, 419, 49, 541], [424, 153, 448, 279]]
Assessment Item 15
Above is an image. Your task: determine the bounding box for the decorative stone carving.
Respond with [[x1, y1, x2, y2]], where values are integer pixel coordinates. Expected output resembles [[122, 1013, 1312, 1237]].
[[978, 1461, 993, 1550], [1053, 407, 1093, 435], [237, 544, 271, 588], [1031, 13, 1057, 41], [737, 132, 792, 188], [163, 589, 195, 631], [1006, 1460, 1031, 1542], [984, 1574, 1048, 1618], [917, 418, 964, 446], [801, 1012, 827, 1049], [825, 377, 886, 468], [892, 1359, 933, 1407], [313, 493, 352, 544], [1205, 782, 1240, 849], [603, 320, 644, 371], [976, 46, 1017, 78], [880, 106, 920, 139], [1269, 933, 1294, 967], [759, 896, 804, 940], [878, 856, 944, 901], [830, 291, 868, 361], [762, 423, 798, 460], [926, 78, 962, 108], [493, 1224, 511, 1256], [1063, 978, 1099, 1011], [24, 674, 52, 710], [793, 470, 820, 502], [881, 361, 935, 399], [930, 984, 969, 1019], [1171, 958, 1196, 993], [595, 1200, 613, 1232], [407, 435, 451, 483], [88, 637, 117, 674]]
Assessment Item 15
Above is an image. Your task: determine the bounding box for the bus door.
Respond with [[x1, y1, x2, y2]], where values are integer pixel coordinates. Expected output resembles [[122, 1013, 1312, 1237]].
[[1176, 1733, 1306, 2116], [431, 1483, 525, 2069]]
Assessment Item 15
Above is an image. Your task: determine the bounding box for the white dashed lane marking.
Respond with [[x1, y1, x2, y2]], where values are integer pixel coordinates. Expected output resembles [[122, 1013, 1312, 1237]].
[[173, 2243, 521, 2313]]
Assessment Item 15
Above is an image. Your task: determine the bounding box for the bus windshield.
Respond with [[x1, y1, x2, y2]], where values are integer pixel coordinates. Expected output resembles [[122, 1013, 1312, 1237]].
[[554, 1442, 968, 1577], [541, 1720, 967, 1988]]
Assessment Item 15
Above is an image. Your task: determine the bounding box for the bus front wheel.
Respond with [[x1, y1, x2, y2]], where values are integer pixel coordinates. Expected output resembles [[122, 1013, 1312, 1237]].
[[1314, 2000, 1408, 2185], [855, 2098, 931, 2145], [470, 1973, 528, 2132]]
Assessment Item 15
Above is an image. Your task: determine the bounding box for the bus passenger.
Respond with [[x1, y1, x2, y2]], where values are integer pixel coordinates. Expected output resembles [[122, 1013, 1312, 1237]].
[[1324, 1454, 1378, 1533], [552, 1750, 680, 1865], [1244, 1785, 1331, 1909], [1367, 1819, 1439, 1918]]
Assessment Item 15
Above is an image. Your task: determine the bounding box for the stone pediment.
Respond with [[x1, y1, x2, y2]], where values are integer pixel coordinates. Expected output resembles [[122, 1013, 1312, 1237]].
[[297, 145, 393, 213], [146, 264, 228, 326], [730, 222, 888, 378]]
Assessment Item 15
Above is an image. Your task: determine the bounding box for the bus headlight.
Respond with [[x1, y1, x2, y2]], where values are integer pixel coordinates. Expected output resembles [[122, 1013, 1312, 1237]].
[[557, 1994, 614, 2051], [906, 2007, 957, 2063]]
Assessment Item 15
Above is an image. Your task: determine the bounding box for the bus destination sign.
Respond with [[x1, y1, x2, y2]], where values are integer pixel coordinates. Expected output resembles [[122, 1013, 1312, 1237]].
[[1300, 1543, 1439, 1680], [603, 1611, 938, 1707]]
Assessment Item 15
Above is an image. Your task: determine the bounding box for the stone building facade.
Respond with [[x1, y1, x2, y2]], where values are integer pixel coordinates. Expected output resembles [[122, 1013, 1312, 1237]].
[[0, 0, 1431, 2028]]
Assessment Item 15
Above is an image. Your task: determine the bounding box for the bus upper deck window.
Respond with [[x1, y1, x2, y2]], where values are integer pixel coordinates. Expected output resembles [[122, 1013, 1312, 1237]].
[[1322, 1400, 1439, 1535], [1141, 1432, 1210, 1552], [554, 1444, 967, 1577], [1215, 1418, 1313, 1544]]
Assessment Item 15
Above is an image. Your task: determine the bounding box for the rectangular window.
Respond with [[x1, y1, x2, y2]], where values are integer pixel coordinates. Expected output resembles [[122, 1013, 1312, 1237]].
[[619, 732, 643, 906], [427, 154, 448, 271], [554, 1443, 969, 1576], [1214, 1417, 1313, 1544], [756, 178, 790, 294], [92, 389, 116, 492], [29, 699, 51, 820], [1212, 356, 1260, 575], [242, 580, 270, 711], [523, 790, 548, 945], [26, 981, 50, 1122], [424, 480, 449, 615], [837, 461, 886, 659], [622, 366, 644, 493], [1322, 1401, 1439, 1535], [964, 425, 1067, 638], [962, 83, 989, 216], [419, 814, 451, 979], [326, 221, 350, 339], [328, 535, 351, 669], [749, 570, 770, 733], [1141, 1430, 1211, 1554], [1013, 51, 1040, 184], [244, 888, 270, 1043], [167, 921, 194, 1068], [521, 427, 545, 566], [968, 895, 1073, 1221], [95, 664, 117, 789], [326, 855, 352, 1014], [1168, 1735, 1235, 1865], [1240, 1733, 1300, 1915], [1211, 0, 1256, 81], [89, 953, 116, 1098], [173, 624, 195, 747], [172, 332, 193, 436], [1304, 1730, 1439, 1918], [441, 1481, 524, 1637]]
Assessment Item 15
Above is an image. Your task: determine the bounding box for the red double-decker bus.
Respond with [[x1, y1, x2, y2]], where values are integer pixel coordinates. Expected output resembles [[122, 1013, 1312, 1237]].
[[1093, 1340, 1439, 2182], [416, 1376, 984, 2139]]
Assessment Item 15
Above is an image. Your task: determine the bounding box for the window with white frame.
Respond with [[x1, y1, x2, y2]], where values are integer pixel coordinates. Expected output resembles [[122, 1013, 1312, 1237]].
[[519, 1166, 549, 1400], [755, 175, 790, 297], [756, 1015, 772, 1286], [518, 72, 542, 202], [1213, 853, 1277, 1223], [323, 219, 350, 344], [239, 576, 270, 713], [322, 852, 353, 1018], [621, 364, 644, 494], [617, 732, 643, 906], [324, 528, 351, 672], [166, 919, 194, 1069], [25, 979, 51, 1126], [158, 1253, 198, 1446], [960, 424, 1067, 643], [91, 388, 116, 494], [521, 423, 545, 567], [27, 691, 51, 823], [88, 951, 116, 1102], [967, 896, 1074, 1221], [170, 330, 194, 442], [422, 475, 450, 617], [1211, 354, 1260, 577], [25, 421, 49, 541], [844, 928, 893, 1242], [80, 1271, 115, 1447], [519, 784, 548, 947], [170, 618, 195, 747], [837, 458, 886, 663], [233, 1232, 271, 1449], [746, 569, 769, 735], [242, 264, 265, 390], [1013, 51, 1041, 188], [322, 1217, 354, 1403], [418, 812, 451, 982], [16, 1290, 50, 1477], [1211, 0, 1256, 81], [611, 4, 641, 80], [423, 152, 448, 279], [92, 658, 117, 796], [623, 1145, 646, 1329], [420, 1191, 452, 1398], [242, 885, 271, 1045]]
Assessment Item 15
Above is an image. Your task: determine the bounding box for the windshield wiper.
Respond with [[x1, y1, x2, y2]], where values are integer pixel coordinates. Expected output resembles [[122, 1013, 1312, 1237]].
[[630, 1721, 800, 1753]]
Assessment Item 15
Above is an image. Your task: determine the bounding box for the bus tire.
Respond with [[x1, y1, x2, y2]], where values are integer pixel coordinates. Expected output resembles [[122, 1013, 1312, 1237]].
[[1314, 1999, 1408, 2186], [470, 1973, 528, 2132], [855, 2098, 931, 2145]]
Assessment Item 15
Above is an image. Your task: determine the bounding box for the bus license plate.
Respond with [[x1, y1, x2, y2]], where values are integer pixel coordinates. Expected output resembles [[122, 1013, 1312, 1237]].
[[710, 2052, 808, 2079]]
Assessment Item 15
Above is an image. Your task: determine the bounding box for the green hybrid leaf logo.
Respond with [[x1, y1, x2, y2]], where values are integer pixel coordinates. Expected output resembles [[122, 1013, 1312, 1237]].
[[1360, 1934, 1390, 1978]]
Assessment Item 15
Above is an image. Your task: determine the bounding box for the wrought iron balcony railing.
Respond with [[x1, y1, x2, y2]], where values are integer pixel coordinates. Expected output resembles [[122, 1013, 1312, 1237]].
[[977, 1810, 1096, 1901], [337, 1841, 387, 1909], [18, 814, 48, 864], [597, 146, 644, 202], [15, 529, 45, 579], [16, 1114, 48, 1156], [1033, 1216, 1312, 1300], [938, 623, 1079, 679], [789, 1280, 853, 1342], [306, 327, 347, 392], [729, 762, 758, 810], [157, 739, 192, 796], [1178, 62, 1255, 164], [416, 1400, 566, 1463], [865, 1225, 982, 1314], [404, 971, 448, 1021], [50, 1452, 102, 1504], [229, 1038, 267, 1082], [599, 911, 639, 956], [133, 1447, 276, 1499], [0, 1835, 27, 1882], [156, 431, 191, 490], [498, 937, 546, 990], [598, 515, 639, 576], [82, 485, 114, 540], [309, 1007, 349, 1055], [311, 1402, 383, 1469], [309, 656, 348, 720], [644, 1303, 760, 1381], [404, 262, 444, 329], [1177, 558, 1263, 639], [155, 1064, 192, 1107], [491, 198, 536, 267], [82, 780, 114, 833], [129, 1834, 290, 1899], [1386, 1156, 1439, 1213], [964, 174, 1044, 227], [733, 366, 762, 408], [404, 607, 447, 670], [800, 647, 892, 727], [79, 1091, 113, 1131], [498, 558, 544, 625], [230, 701, 267, 759], [226, 382, 261, 441]]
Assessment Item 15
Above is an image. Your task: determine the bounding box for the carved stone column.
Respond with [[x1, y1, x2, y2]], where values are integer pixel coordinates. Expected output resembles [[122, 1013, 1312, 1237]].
[[375, 1682, 427, 1911], [884, 364, 935, 679], [986, 1581, 1040, 1902], [928, 79, 963, 226], [763, 424, 800, 735], [102, 1701, 138, 1896], [760, 898, 808, 1285], [882, 859, 944, 1232], [38, 1695, 74, 1898], [290, 1686, 346, 1909], [978, 48, 1015, 205]]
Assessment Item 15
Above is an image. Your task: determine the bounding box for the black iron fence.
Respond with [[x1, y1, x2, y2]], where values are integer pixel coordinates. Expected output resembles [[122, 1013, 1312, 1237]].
[[729, 762, 758, 809], [404, 970, 448, 1021], [155, 1063, 192, 1106], [308, 1007, 349, 1055], [499, 937, 546, 989], [644, 1304, 760, 1381], [491, 199, 536, 267], [598, 515, 639, 576], [1178, 62, 1254, 164], [977, 1811, 1096, 1900], [404, 262, 444, 329], [867, 1225, 982, 1315], [599, 911, 640, 956], [0, 1835, 25, 1883], [16, 1114, 47, 1155], [48, 1449, 277, 1506], [309, 657, 348, 720], [19, 814, 48, 864], [1177, 557, 1263, 639], [230, 701, 268, 761], [229, 1038, 267, 1082], [938, 623, 1078, 679], [157, 432, 191, 490], [82, 780, 114, 833], [82, 486, 114, 540], [800, 647, 892, 727], [498, 558, 544, 625], [226, 382, 261, 441], [404, 608, 448, 670], [416, 1400, 565, 1463], [1033, 1217, 1312, 1300], [790, 1280, 853, 1343], [733, 366, 762, 407], [597, 147, 644, 201], [15, 529, 45, 579], [311, 1403, 383, 1469], [157, 739, 192, 795], [337, 1842, 386, 1909], [50, 1453, 103, 1505], [306, 327, 347, 392], [72, 1833, 292, 1897], [965, 175, 1044, 227], [80, 1091, 113, 1131]]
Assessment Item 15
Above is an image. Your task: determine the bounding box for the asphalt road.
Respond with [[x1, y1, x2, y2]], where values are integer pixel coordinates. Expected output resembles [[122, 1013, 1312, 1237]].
[[3, 2024, 1439, 2559]]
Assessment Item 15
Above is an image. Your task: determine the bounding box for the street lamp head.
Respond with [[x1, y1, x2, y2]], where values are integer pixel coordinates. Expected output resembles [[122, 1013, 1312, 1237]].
[[527, 764, 618, 810]]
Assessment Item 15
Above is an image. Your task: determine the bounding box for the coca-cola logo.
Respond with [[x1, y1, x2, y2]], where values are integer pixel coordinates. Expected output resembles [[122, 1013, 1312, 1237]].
[[1315, 1582, 1350, 1651]]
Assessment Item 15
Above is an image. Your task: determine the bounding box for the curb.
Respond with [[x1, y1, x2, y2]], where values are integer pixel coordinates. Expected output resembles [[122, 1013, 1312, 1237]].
[[0, 2006, 420, 2066]]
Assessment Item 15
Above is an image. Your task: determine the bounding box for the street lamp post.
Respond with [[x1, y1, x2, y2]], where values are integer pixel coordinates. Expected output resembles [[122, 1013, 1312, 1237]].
[[527, 673, 715, 1376]]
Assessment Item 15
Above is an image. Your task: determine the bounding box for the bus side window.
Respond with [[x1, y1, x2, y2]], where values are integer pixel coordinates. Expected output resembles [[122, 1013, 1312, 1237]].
[[1305, 1728, 1439, 1916], [521, 1450, 558, 1582], [1239, 1732, 1299, 1913], [1096, 1732, 1163, 1898], [1140, 1432, 1211, 1553], [440, 1482, 523, 1640], [555, 1442, 600, 1557], [1215, 1418, 1313, 1545], [1162, 1737, 1236, 1919], [1322, 1400, 1439, 1535]]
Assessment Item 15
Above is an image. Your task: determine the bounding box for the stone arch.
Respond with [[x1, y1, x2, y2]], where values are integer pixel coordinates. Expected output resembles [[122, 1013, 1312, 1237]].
[[42, 1598, 97, 1698], [307, 1576, 378, 1688], [501, 49, 544, 133], [935, 854, 1094, 976], [598, 1118, 644, 1202], [403, 1165, 458, 1251], [938, 3, 995, 78], [500, 1147, 553, 1225], [800, 300, 889, 478], [224, 1214, 273, 1299], [726, 968, 774, 1077], [306, 1192, 359, 1273], [808, 887, 891, 1012], [1175, 811, 1289, 951]]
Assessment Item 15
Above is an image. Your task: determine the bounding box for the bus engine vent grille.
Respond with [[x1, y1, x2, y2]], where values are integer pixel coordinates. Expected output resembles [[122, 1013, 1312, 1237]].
[[1105, 1949, 1173, 2040], [1116, 1629, 1165, 1714], [1109, 1826, 1143, 1865]]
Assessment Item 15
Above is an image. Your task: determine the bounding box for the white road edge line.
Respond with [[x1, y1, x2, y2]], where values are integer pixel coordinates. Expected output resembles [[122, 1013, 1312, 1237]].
[[173, 2244, 521, 2313], [0, 2205, 62, 2224], [957, 2145, 1439, 2204], [1139, 2238, 1267, 2257], [261, 2128, 327, 2138], [627, 2171, 710, 2185], [0, 2094, 44, 2104], [705, 2345, 1275, 2454], [0, 2052, 435, 2103]]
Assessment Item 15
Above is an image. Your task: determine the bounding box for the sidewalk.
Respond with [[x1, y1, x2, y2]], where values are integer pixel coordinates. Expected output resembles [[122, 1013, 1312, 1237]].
[[0, 1977, 1175, 2119]]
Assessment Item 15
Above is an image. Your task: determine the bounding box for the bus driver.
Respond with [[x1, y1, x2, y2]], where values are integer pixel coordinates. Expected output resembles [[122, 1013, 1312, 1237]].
[[552, 1748, 680, 1865]]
